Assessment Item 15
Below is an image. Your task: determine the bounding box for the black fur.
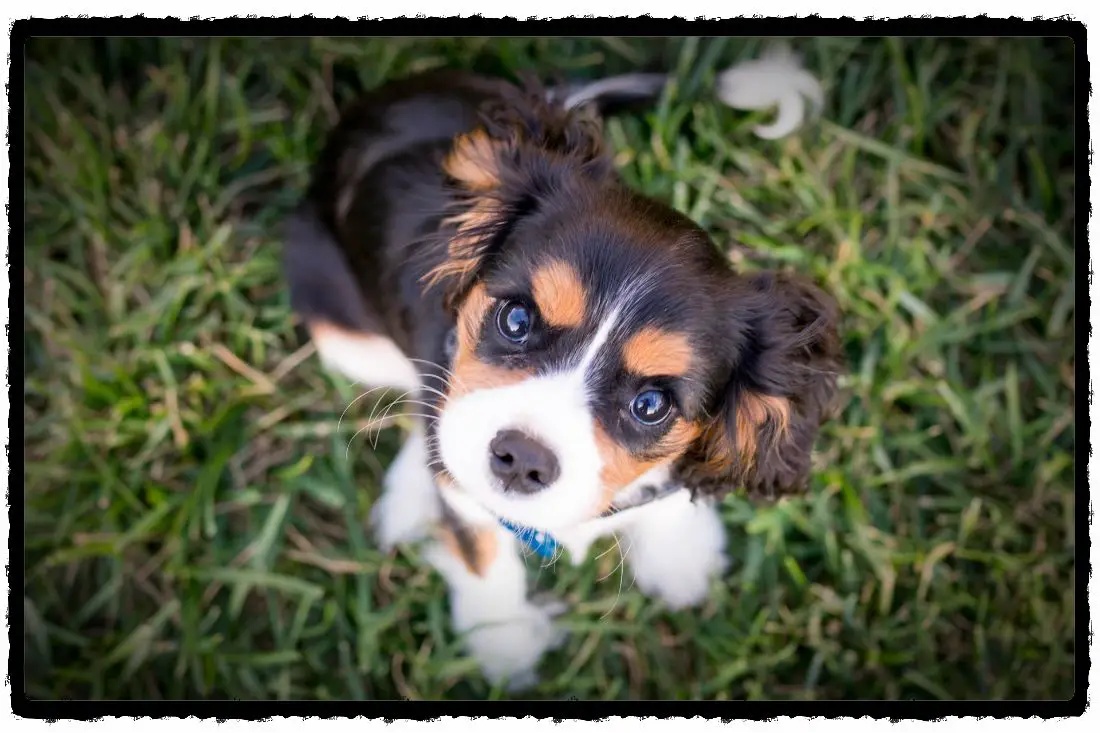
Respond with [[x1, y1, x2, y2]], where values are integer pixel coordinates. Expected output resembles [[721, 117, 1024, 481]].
[[284, 70, 843, 503]]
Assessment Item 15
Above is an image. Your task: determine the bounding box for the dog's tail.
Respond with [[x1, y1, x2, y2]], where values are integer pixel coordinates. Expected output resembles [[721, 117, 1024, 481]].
[[551, 44, 824, 141]]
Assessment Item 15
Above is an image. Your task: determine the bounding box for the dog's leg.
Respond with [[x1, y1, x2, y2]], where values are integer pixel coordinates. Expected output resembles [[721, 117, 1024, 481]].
[[422, 523, 568, 691], [621, 490, 729, 610], [370, 426, 442, 549], [309, 322, 422, 394], [309, 322, 441, 547]]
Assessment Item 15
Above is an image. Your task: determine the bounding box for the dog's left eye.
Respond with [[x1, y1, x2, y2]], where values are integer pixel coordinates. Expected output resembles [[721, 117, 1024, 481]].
[[630, 389, 673, 426], [497, 300, 533, 343]]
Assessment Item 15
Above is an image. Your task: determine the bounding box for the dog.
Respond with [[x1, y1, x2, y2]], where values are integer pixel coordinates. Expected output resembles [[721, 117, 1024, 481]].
[[283, 65, 842, 690]]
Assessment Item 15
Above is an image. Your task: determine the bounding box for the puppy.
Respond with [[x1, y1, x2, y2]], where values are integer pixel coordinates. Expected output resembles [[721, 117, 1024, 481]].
[[284, 68, 842, 690]]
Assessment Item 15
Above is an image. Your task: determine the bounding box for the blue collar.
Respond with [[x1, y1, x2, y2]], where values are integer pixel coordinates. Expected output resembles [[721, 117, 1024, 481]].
[[498, 517, 561, 559], [497, 482, 685, 559]]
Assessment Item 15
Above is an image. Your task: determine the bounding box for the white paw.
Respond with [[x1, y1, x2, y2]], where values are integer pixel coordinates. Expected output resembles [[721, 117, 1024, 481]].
[[626, 494, 729, 610], [461, 597, 569, 691], [632, 544, 728, 610], [370, 432, 440, 551]]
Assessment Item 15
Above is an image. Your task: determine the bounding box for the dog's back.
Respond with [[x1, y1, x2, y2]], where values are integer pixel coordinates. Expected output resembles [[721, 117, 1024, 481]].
[[284, 71, 509, 359]]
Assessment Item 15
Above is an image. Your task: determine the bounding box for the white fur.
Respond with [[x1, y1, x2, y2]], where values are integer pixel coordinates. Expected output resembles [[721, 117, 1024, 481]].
[[421, 523, 568, 691], [428, 466, 728, 685], [371, 421, 729, 686], [370, 427, 442, 550], [312, 279, 731, 687], [553, 466, 729, 610], [436, 306, 624, 532], [552, 464, 674, 564], [311, 324, 421, 392], [621, 488, 729, 610]]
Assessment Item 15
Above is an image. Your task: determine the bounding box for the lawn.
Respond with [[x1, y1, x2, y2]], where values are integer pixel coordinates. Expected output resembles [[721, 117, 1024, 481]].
[[22, 36, 1076, 701]]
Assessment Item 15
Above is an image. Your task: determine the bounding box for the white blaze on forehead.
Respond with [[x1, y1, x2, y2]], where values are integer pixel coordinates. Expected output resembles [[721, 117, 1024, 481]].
[[562, 304, 622, 388], [558, 270, 659, 386]]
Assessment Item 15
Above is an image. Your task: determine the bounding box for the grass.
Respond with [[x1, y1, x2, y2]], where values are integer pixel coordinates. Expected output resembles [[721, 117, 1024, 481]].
[[22, 36, 1076, 701]]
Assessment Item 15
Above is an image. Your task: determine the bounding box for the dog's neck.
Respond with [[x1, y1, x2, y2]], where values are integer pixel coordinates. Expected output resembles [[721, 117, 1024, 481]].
[[438, 468, 687, 563]]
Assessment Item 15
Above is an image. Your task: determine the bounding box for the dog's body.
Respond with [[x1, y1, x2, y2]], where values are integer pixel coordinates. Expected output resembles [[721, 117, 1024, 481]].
[[285, 70, 842, 688]]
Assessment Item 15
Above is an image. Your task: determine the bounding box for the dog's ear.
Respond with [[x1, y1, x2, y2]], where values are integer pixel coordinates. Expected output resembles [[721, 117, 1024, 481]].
[[673, 271, 843, 501], [423, 78, 615, 312]]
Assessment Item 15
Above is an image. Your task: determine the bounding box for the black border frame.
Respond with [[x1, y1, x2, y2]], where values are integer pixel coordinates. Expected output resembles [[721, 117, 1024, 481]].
[[8, 16, 1089, 719]]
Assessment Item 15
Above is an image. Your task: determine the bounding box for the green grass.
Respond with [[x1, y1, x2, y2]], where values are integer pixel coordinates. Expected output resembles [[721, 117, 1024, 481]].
[[23, 37, 1076, 701]]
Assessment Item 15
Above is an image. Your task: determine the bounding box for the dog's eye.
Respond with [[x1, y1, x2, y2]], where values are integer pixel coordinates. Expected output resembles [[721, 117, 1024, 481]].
[[630, 389, 673, 426], [496, 300, 533, 343]]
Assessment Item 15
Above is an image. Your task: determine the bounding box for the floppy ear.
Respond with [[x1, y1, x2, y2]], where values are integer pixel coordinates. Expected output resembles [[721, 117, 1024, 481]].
[[674, 271, 843, 501], [423, 77, 615, 312]]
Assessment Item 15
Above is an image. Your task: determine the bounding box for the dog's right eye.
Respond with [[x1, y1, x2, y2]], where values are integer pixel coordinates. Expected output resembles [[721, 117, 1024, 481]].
[[630, 388, 673, 426], [496, 300, 533, 343]]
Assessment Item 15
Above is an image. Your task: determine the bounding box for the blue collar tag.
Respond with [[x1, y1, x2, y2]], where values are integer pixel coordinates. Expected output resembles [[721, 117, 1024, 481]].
[[498, 518, 560, 559]]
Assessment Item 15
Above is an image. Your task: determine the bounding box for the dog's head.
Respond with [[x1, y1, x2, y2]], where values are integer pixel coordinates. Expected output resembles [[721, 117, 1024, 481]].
[[429, 81, 843, 532]]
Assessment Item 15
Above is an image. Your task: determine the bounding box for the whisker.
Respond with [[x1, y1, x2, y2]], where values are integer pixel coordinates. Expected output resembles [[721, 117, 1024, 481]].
[[368, 411, 440, 441], [370, 396, 410, 449], [344, 422, 375, 463], [594, 537, 623, 561], [355, 389, 415, 458], [364, 389, 404, 433], [336, 385, 389, 435], [413, 384, 451, 405], [408, 357, 459, 382], [538, 543, 560, 570], [599, 532, 633, 621], [389, 413, 441, 424], [542, 542, 567, 570], [413, 371, 454, 391], [597, 533, 627, 584], [409, 356, 469, 393], [384, 398, 444, 414]]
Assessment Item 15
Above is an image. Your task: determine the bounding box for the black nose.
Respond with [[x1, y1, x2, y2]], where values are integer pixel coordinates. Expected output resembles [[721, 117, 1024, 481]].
[[488, 429, 560, 494]]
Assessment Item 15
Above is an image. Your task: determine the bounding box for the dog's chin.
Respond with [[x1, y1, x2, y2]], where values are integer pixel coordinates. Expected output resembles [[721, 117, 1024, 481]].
[[452, 473, 601, 533]]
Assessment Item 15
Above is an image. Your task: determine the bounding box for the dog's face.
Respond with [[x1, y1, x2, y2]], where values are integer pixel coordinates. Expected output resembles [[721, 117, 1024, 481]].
[[430, 85, 842, 532]]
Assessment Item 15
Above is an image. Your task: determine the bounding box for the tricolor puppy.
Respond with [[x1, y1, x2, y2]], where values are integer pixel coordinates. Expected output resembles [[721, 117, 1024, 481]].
[[284, 66, 842, 689]]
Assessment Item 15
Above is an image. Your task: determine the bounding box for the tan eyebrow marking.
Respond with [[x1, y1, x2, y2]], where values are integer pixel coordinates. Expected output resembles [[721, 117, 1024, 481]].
[[448, 283, 535, 399], [531, 259, 587, 329], [622, 326, 694, 377]]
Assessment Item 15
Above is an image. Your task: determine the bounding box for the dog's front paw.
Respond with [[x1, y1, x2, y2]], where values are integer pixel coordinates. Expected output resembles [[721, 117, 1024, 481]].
[[462, 597, 569, 691], [627, 496, 729, 610], [632, 544, 728, 610]]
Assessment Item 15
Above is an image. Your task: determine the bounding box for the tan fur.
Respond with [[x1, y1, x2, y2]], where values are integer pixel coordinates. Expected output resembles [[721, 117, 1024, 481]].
[[734, 392, 791, 467], [443, 130, 504, 192], [449, 284, 534, 398], [622, 327, 694, 378], [531, 260, 587, 329], [657, 419, 703, 458], [455, 283, 495, 351], [422, 198, 499, 291], [422, 130, 514, 292], [593, 419, 701, 509], [438, 523, 499, 577], [309, 320, 366, 343]]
